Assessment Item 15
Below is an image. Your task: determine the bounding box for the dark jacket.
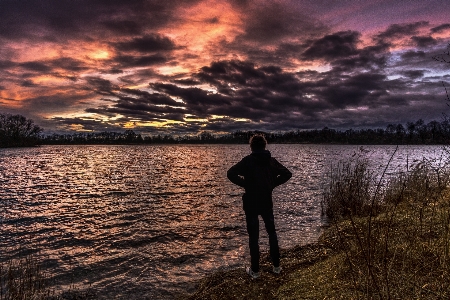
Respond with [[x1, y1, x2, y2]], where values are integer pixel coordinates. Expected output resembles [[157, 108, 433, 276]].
[[227, 150, 292, 214]]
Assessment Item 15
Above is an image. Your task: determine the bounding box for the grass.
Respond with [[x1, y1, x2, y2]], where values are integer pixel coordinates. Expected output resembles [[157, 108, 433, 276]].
[[0, 255, 49, 300], [184, 149, 450, 299], [0, 255, 97, 300]]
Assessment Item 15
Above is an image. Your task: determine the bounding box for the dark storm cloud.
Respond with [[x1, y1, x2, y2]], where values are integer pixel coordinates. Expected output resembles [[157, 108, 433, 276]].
[[195, 60, 306, 100], [20, 80, 39, 87], [196, 60, 269, 89], [81, 77, 188, 122], [297, 30, 391, 73], [19, 62, 52, 72], [17, 57, 89, 75], [401, 50, 426, 60], [310, 72, 393, 109], [150, 83, 232, 116], [375, 21, 429, 42], [171, 79, 201, 86], [86, 102, 185, 121], [331, 45, 389, 71], [112, 54, 168, 67], [411, 36, 438, 48], [0, 0, 201, 41], [143, 60, 410, 126], [49, 57, 90, 72], [232, 0, 327, 45], [0, 60, 15, 69], [86, 77, 119, 96], [401, 70, 425, 79], [431, 23, 450, 33], [51, 117, 106, 131], [101, 68, 124, 75], [48, 44, 446, 133], [14, 92, 96, 124], [119, 88, 185, 107], [101, 20, 143, 35], [302, 31, 360, 61], [85, 77, 156, 105], [114, 34, 177, 53]]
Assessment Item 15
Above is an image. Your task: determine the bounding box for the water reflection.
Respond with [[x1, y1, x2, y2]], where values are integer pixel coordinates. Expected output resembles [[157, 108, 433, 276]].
[[0, 144, 447, 298]]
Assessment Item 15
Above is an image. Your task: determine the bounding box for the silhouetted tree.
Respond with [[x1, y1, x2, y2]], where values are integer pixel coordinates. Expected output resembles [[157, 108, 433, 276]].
[[38, 118, 450, 145], [0, 113, 42, 147]]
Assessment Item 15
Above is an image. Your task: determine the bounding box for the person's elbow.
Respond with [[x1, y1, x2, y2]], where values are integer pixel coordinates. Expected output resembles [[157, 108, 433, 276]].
[[227, 169, 235, 181], [286, 170, 292, 180], [276, 170, 292, 186], [227, 169, 241, 184]]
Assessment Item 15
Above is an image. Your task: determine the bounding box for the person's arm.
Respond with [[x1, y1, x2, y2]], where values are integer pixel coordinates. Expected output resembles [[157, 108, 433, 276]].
[[272, 158, 292, 187], [227, 160, 246, 188]]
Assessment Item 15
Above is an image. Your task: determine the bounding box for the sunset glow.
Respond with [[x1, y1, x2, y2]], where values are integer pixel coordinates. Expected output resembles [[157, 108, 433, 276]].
[[0, 0, 449, 134]]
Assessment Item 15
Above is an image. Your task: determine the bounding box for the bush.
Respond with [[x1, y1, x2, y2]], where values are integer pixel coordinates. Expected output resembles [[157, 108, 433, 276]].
[[322, 152, 450, 299], [322, 155, 376, 220]]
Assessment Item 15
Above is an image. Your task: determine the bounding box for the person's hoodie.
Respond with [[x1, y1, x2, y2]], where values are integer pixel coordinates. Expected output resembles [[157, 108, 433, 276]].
[[227, 149, 292, 214]]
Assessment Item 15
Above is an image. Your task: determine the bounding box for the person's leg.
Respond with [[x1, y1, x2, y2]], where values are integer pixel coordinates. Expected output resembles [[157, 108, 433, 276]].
[[245, 213, 260, 272], [261, 210, 280, 268]]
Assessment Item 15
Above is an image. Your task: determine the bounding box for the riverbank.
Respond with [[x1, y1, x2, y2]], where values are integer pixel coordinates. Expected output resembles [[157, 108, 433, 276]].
[[182, 157, 450, 299], [182, 197, 450, 299], [180, 236, 340, 299]]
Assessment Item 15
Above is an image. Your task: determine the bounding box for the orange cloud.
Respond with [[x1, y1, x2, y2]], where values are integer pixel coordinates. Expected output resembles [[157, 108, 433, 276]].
[[161, 0, 244, 68]]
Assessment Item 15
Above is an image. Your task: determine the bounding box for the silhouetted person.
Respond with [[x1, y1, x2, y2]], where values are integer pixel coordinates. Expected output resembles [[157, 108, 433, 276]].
[[227, 135, 292, 279]]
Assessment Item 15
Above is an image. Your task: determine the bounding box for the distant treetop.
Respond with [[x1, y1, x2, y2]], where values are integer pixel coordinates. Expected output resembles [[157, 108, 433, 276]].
[[0, 113, 43, 147]]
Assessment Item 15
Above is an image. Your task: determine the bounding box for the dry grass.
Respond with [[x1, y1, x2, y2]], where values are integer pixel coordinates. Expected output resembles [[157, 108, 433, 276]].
[[182, 244, 336, 300], [184, 151, 450, 299], [322, 154, 376, 219], [0, 255, 96, 300], [331, 158, 450, 299], [0, 255, 49, 300]]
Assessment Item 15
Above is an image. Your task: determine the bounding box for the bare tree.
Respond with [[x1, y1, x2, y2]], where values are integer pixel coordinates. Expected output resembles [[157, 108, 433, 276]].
[[0, 113, 43, 147]]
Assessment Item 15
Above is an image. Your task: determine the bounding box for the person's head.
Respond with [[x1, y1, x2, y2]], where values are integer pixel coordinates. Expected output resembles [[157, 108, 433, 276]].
[[249, 134, 267, 151]]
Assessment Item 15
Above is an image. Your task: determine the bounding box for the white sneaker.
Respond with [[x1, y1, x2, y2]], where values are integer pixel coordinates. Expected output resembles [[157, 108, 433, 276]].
[[246, 267, 260, 279], [273, 266, 282, 274]]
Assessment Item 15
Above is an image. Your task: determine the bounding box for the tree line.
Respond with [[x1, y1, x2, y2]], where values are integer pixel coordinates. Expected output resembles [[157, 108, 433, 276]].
[[41, 118, 450, 145], [2, 113, 450, 147]]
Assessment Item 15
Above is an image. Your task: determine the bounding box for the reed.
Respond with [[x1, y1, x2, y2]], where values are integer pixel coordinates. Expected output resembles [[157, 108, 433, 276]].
[[0, 255, 96, 300], [0, 255, 50, 300], [322, 152, 450, 299], [322, 153, 377, 220]]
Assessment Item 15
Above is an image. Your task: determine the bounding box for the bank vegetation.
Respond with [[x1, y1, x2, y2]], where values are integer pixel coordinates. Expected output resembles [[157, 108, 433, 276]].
[[184, 148, 450, 299]]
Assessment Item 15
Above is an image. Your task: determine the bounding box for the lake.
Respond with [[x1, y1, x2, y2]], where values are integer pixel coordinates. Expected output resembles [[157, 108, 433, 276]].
[[0, 144, 448, 299]]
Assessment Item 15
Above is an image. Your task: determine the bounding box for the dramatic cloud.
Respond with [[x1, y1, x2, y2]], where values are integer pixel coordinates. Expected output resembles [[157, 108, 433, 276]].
[[114, 35, 178, 53], [0, 0, 449, 134], [302, 31, 361, 61]]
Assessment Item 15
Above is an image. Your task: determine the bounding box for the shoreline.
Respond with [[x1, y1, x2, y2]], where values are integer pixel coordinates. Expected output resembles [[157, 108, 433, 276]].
[[180, 232, 338, 300]]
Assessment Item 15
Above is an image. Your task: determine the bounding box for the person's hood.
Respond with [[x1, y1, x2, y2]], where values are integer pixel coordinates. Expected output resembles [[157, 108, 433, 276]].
[[250, 149, 271, 162]]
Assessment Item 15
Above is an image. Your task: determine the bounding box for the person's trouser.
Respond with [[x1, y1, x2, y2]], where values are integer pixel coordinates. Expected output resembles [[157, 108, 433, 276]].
[[245, 210, 280, 273]]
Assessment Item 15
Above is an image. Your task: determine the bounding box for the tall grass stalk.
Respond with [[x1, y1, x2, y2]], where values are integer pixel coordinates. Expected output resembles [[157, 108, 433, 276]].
[[0, 255, 50, 300], [0, 254, 96, 300], [322, 150, 450, 299]]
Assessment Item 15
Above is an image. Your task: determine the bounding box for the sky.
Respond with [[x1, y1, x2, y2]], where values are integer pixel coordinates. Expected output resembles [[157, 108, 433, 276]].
[[1, 0, 450, 135]]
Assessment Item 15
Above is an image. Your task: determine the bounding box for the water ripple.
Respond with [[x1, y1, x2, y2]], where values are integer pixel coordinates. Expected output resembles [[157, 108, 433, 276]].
[[0, 144, 447, 299]]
